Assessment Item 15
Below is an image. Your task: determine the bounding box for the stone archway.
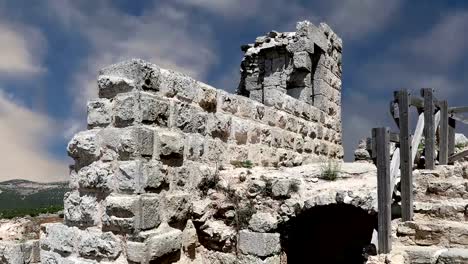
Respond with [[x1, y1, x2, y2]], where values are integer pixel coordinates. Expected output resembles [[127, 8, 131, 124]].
[[281, 204, 377, 264]]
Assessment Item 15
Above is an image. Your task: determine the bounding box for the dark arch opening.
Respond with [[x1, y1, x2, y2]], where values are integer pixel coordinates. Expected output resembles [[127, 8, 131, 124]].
[[281, 204, 377, 264]]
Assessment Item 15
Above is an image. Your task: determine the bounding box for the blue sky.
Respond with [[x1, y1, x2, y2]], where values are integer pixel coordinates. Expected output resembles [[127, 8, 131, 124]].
[[1, 0, 467, 182]]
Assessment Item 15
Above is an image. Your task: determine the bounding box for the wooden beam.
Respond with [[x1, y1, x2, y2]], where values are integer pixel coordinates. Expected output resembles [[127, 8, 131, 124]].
[[398, 90, 413, 221], [449, 149, 468, 163], [373, 127, 392, 254], [422, 88, 435, 169], [448, 117, 456, 161], [449, 106, 468, 114], [439, 100, 449, 165]]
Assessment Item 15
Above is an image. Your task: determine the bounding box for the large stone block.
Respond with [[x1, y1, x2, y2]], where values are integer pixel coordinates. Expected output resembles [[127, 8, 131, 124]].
[[127, 241, 146, 263], [159, 68, 201, 102], [64, 191, 100, 227], [78, 230, 122, 260], [142, 160, 169, 192], [68, 130, 101, 169], [140, 92, 170, 126], [206, 113, 231, 142], [293, 51, 312, 70], [77, 161, 113, 191], [115, 160, 143, 193], [231, 117, 249, 145], [98, 75, 136, 99], [146, 224, 183, 262], [154, 130, 185, 166], [113, 92, 138, 127], [40, 223, 78, 255], [87, 99, 112, 128], [172, 102, 207, 134], [103, 194, 139, 233], [184, 134, 205, 161], [116, 126, 154, 160], [140, 194, 162, 230], [218, 91, 240, 114], [99, 59, 161, 94], [238, 231, 281, 257], [195, 82, 218, 113], [163, 191, 192, 226], [295, 20, 328, 52]]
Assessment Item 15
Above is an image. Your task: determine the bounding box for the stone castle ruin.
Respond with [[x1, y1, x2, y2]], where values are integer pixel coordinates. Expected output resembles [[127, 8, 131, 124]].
[[5, 19, 464, 264], [37, 20, 366, 264]]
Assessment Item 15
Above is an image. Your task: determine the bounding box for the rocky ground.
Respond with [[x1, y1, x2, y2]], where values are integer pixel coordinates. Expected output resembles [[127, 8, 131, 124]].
[[367, 161, 468, 264]]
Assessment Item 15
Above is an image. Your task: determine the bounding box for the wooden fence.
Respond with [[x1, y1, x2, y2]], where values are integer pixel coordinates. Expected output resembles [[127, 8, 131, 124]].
[[372, 88, 468, 254]]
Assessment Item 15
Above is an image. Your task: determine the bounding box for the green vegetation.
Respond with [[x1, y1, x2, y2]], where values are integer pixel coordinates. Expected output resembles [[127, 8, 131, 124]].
[[320, 159, 341, 181], [0, 205, 63, 219], [230, 160, 253, 169], [0, 183, 68, 219]]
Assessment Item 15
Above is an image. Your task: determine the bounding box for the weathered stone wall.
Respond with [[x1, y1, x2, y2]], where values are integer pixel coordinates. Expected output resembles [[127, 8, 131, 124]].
[[238, 21, 342, 141], [39, 21, 344, 263]]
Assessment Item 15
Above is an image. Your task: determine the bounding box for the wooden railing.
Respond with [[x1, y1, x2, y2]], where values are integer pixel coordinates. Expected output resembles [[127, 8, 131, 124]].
[[372, 88, 468, 254]]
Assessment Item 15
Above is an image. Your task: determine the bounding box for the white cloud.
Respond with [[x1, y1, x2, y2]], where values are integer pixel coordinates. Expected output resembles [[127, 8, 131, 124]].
[[45, 1, 218, 137], [0, 22, 46, 76], [325, 0, 402, 40], [0, 90, 68, 182], [408, 11, 468, 67]]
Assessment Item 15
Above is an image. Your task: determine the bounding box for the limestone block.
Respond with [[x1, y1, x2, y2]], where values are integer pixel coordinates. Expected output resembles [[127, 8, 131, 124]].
[[154, 130, 185, 166], [227, 145, 249, 165], [203, 138, 228, 165], [244, 74, 261, 92], [195, 82, 218, 113], [117, 126, 154, 160], [0, 242, 24, 264], [23, 240, 40, 263], [163, 191, 192, 226], [159, 68, 200, 102], [172, 102, 207, 134], [269, 128, 284, 148], [68, 129, 101, 169], [237, 97, 260, 119], [78, 230, 122, 260], [315, 67, 341, 91], [238, 231, 281, 257], [263, 88, 284, 110], [272, 179, 293, 198], [285, 116, 299, 133], [142, 160, 168, 192], [127, 241, 146, 263], [206, 113, 231, 142], [294, 136, 305, 153], [297, 121, 308, 137], [115, 160, 143, 193], [40, 250, 67, 264], [198, 220, 236, 252], [282, 132, 295, 150], [296, 20, 328, 52], [184, 134, 205, 161], [113, 92, 138, 127], [263, 72, 282, 87], [140, 92, 170, 126], [40, 223, 78, 255], [77, 161, 113, 191], [249, 89, 264, 103], [64, 191, 100, 227], [103, 194, 139, 233], [98, 75, 136, 99], [293, 51, 312, 70], [146, 224, 183, 262], [99, 59, 161, 93], [248, 212, 278, 232], [140, 194, 162, 230], [286, 37, 314, 54], [87, 99, 112, 128], [231, 117, 249, 144], [218, 91, 239, 114]]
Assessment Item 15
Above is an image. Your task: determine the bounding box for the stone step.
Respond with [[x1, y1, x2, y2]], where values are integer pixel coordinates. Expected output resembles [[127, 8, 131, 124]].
[[413, 199, 468, 221], [414, 177, 468, 199], [396, 219, 468, 248], [392, 246, 468, 264]]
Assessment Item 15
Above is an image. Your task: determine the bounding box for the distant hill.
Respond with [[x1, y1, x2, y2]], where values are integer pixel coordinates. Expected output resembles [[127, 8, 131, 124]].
[[0, 179, 69, 218]]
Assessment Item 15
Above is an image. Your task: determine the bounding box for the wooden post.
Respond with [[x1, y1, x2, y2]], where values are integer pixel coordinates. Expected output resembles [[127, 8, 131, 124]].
[[448, 117, 456, 164], [373, 127, 392, 254], [422, 88, 435, 169], [439, 100, 449, 165], [397, 90, 413, 221]]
